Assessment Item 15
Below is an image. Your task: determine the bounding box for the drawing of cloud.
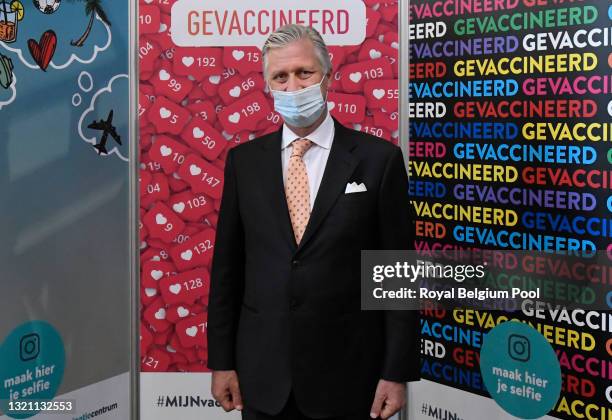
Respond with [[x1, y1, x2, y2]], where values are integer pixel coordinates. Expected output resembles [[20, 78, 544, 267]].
[[0, 74, 17, 110], [0, 6, 111, 70], [78, 74, 129, 161]]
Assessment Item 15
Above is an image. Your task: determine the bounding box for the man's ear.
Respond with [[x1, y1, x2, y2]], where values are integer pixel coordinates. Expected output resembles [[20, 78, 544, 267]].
[[263, 70, 272, 94], [323, 70, 333, 88]]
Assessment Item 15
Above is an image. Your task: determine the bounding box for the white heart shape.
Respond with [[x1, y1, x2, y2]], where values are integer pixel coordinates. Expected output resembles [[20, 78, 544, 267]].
[[232, 50, 245, 61], [378, 34, 385, 42], [166, 345, 176, 353], [228, 112, 240, 124], [159, 23, 168, 33], [222, 131, 233, 140], [181, 250, 193, 261], [160, 145, 172, 156], [177, 306, 189, 317], [189, 164, 201, 176], [354, 124, 362, 130], [328, 101, 336, 111], [145, 288, 157, 297], [349, 72, 362, 83], [169, 284, 181, 294], [154, 308, 166, 320], [249, 133, 256, 140], [186, 326, 198, 337], [373, 89, 386, 100], [173, 202, 185, 213], [208, 75, 221, 85], [159, 69, 170, 81], [391, 42, 399, 50], [229, 86, 241, 98], [151, 270, 164, 281], [369, 49, 382, 59], [151, 256, 160, 261], [159, 107, 171, 119], [192, 127, 204, 139], [182, 56, 194, 67], [155, 213, 167, 225]]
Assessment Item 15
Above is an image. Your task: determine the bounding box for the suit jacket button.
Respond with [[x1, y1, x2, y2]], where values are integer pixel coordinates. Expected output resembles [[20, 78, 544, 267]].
[[292, 260, 299, 267]]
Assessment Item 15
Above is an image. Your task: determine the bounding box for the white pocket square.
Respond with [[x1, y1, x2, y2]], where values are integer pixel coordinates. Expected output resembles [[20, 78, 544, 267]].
[[345, 182, 367, 194]]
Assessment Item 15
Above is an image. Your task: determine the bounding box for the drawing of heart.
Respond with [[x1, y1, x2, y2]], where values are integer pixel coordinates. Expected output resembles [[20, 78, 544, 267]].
[[27, 30, 57, 71]]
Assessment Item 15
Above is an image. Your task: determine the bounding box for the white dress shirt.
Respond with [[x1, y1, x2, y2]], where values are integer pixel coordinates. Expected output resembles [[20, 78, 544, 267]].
[[281, 111, 335, 211]]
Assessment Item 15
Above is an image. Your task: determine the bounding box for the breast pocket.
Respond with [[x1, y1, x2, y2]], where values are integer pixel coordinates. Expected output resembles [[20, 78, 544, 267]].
[[329, 191, 371, 223]]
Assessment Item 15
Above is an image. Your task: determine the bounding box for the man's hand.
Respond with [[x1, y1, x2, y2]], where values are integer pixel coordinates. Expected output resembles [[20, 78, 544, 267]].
[[370, 379, 406, 419], [211, 370, 243, 412]]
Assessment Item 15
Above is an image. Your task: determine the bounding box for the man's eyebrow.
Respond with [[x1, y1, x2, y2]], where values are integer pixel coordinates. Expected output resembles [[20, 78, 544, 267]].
[[270, 66, 317, 78]]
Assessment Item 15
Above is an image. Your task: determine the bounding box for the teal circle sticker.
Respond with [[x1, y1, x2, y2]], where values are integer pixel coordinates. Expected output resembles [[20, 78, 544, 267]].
[[0, 321, 65, 419], [480, 321, 561, 419]]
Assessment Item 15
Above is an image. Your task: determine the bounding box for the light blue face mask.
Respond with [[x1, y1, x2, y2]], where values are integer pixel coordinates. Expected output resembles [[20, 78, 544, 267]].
[[270, 76, 328, 128]]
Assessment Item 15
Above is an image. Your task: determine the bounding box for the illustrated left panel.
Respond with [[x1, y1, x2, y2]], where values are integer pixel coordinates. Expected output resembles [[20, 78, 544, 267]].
[[0, 0, 136, 418]]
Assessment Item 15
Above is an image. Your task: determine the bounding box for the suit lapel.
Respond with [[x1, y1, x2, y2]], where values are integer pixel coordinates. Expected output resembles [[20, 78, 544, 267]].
[[257, 119, 360, 254], [259, 129, 298, 251], [296, 120, 359, 254]]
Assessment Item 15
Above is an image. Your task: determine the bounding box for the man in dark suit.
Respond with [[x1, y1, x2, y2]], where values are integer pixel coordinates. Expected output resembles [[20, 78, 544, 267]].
[[207, 24, 419, 420]]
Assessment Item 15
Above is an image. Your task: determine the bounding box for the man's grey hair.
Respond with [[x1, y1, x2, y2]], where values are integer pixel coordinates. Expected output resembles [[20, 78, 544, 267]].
[[262, 24, 332, 78]]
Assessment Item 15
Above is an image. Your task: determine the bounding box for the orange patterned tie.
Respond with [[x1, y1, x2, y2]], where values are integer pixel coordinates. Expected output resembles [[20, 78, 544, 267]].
[[285, 138, 314, 244]]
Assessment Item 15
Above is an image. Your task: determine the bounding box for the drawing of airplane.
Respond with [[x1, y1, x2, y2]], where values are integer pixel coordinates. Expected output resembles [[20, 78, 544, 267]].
[[88, 110, 122, 155]]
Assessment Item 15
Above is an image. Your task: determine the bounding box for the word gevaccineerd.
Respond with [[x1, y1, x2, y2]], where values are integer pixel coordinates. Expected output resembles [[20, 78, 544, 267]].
[[171, 0, 366, 47]]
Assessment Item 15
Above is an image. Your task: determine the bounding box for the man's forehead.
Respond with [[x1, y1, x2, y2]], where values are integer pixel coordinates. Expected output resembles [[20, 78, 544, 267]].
[[266, 39, 317, 60]]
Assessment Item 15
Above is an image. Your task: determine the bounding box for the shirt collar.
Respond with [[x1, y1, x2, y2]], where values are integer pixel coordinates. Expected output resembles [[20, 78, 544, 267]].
[[281, 111, 335, 150]]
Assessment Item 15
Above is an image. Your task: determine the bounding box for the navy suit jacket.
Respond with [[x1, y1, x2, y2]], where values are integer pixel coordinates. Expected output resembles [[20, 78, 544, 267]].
[[207, 118, 420, 418]]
